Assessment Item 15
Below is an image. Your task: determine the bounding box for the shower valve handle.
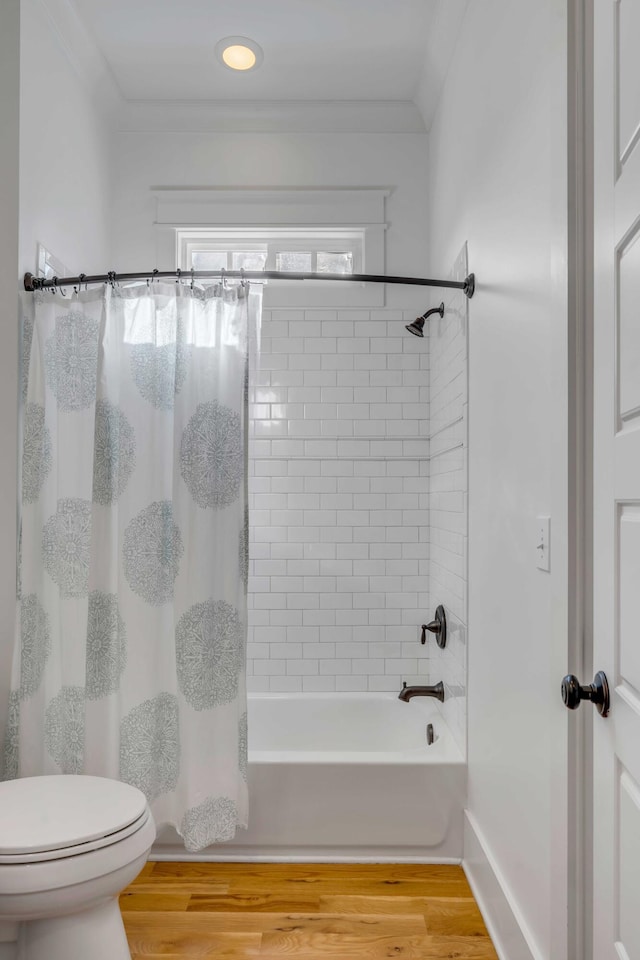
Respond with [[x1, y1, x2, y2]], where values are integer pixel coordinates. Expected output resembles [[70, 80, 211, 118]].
[[421, 605, 447, 649]]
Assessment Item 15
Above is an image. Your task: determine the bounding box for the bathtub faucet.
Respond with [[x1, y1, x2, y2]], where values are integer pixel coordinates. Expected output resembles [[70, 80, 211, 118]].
[[398, 681, 445, 703]]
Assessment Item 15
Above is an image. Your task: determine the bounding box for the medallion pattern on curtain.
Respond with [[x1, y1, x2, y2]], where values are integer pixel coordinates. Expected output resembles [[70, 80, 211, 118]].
[[2, 281, 261, 852]]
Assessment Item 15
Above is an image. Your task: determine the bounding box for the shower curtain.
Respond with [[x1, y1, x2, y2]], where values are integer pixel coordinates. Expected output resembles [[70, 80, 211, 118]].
[[2, 280, 260, 852]]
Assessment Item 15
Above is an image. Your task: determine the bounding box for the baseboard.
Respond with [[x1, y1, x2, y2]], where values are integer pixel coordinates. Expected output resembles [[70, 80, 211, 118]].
[[151, 844, 462, 864], [462, 812, 544, 960]]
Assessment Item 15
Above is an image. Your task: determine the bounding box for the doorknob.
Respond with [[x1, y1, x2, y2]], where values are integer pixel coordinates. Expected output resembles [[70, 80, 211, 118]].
[[422, 605, 447, 649], [561, 671, 610, 717]]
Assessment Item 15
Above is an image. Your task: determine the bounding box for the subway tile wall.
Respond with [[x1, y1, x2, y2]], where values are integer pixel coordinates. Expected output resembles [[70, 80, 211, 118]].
[[246, 308, 433, 695], [427, 246, 469, 754]]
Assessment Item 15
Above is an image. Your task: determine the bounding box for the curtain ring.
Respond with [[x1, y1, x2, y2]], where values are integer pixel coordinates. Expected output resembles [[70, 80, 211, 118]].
[[52, 277, 58, 295], [152, 268, 159, 284], [190, 267, 194, 290], [79, 272, 87, 291], [240, 268, 246, 289], [176, 268, 181, 285], [60, 280, 67, 297]]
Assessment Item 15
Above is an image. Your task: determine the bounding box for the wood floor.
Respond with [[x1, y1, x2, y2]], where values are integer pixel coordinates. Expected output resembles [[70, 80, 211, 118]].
[[120, 861, 499, 959]]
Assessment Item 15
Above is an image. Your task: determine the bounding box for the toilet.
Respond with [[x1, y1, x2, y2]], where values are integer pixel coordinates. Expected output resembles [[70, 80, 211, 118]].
[[0, 775, 155, 960]]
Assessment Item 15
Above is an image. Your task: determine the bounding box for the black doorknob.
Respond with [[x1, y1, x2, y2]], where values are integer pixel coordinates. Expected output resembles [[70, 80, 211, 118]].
[[561, 671, 610, 717], [421, 605, 447, 649]]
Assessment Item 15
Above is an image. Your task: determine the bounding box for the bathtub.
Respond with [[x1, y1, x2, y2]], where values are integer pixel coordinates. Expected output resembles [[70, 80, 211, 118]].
[[153, 693, 466, 862]]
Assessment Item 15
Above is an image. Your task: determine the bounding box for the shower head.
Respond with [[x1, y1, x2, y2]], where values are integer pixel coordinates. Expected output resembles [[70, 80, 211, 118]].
[[405, 302, 445, 337]]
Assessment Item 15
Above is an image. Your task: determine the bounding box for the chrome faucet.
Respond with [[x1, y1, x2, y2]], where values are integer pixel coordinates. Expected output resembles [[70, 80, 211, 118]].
[[398, 681, 445, 702]]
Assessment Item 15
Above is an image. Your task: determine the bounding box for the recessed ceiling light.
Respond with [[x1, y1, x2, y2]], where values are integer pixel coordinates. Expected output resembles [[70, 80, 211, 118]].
[[215, 36, 263, 72]]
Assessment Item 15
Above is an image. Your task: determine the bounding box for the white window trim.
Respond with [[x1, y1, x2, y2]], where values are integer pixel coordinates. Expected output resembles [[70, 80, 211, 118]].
[[153, 188, 388, 307]]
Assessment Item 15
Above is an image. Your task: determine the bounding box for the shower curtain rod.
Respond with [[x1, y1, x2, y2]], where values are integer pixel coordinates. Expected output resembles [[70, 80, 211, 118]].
[[23, 269, 476, 298]]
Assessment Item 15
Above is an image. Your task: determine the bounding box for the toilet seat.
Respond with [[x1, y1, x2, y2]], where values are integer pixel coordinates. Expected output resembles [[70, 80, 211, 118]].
[[0, 776, 149, 864], [0, 809, 151, 864]]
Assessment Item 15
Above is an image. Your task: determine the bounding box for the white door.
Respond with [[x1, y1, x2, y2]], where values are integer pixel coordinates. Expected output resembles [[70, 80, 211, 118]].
[[592, 0, 640, 956]]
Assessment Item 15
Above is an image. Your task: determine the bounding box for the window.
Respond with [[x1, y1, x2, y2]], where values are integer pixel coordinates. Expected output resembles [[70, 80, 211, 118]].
[[155, 188, 387, 307], [178, 229, 361, 279]]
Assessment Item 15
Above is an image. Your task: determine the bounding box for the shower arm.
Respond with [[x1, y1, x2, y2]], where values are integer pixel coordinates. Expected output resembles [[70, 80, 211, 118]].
[[23, 269, 476, 299]]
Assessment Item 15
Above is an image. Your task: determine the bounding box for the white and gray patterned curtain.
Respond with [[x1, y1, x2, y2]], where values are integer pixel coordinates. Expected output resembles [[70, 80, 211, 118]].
[[2, 280, 260, 852]]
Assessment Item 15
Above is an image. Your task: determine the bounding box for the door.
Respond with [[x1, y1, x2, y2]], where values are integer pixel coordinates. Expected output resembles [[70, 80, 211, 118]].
[[592, 0, 640, 956]]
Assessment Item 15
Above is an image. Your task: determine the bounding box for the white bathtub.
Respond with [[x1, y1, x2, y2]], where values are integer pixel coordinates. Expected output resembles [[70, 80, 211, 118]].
[[153, 693, 466, 862]]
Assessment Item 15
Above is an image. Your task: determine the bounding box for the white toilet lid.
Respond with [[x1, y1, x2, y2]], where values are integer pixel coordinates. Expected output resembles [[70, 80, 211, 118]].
[[0, 775, 148, 856]]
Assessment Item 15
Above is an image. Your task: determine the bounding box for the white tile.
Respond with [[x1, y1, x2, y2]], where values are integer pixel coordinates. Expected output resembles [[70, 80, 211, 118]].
[[336, 676, 367, 691], [304, 609, 337, 625], [322, 354, 354, 370], [368, 675, 401, 692], [319, 660, 352, 675], [322, 320, 354, 337], [287, 659, 319, 675], [270, 642, 302, 659], [290, 320, 320, 337], [270, 677, 303, 692], [305, 440, 337, 457], [320, 559, 353, 576], [305, 336, 337, 354], [322, 387, 354, 402], [338, 338, 367, 353], [254, 659, 286, 676], [247, 300, 467, 710], [304, 371, 337, 386], [288, 387, 322, 402], [303, 676, 336, 692]]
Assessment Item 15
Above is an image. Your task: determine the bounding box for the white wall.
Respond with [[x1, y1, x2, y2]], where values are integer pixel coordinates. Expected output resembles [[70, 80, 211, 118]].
[[0, 0, 21, 754], [18, 0, 112, 277], [422, 1, 569, 957], [111, 130, 429, 310], [0, 0, 114, 742]]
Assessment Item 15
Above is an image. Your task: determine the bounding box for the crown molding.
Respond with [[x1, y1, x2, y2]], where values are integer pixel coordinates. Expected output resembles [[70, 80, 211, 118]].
[[152, 187, 390, 227], [116, 99, 426, 134]]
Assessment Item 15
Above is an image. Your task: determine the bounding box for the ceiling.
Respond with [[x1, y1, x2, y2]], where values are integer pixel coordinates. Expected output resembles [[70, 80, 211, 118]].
[[70, 0, 438, 102]]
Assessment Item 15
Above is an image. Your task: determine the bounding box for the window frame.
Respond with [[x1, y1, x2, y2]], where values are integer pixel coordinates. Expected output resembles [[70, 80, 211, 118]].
[[155, 188, 387, 307]]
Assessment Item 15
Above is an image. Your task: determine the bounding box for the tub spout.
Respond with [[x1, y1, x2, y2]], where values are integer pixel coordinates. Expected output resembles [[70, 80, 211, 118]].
[[399, 681, 445, 703]]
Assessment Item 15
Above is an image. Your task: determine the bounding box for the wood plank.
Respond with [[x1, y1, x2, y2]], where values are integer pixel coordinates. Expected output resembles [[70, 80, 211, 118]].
[[319, 894, 473, 915], [120, 892, 191, 912], [187, 893, 322, 913], [148, 861, 466, 882], [126, 881, 230, 896], [259, 933, 499, 958], [126, 931, 261, 958], [224, 877, 472, 898], [424, 899, 492, 938], [122, 911, 427, 936]]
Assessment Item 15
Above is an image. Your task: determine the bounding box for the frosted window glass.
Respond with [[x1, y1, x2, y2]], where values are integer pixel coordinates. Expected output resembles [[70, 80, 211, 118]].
[[317, 252, 353, 274], [231, 251, 267, 271], [276, 252, 312, 272], [192, 251, 227, 272]]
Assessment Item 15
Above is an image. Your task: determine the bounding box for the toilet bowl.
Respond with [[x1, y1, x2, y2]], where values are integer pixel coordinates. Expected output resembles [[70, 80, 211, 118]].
[[0, 775, 155, 960]]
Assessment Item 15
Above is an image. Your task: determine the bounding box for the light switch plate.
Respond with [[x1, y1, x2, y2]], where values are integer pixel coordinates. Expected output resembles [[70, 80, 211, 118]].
[[536, 516, 550, 571]]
